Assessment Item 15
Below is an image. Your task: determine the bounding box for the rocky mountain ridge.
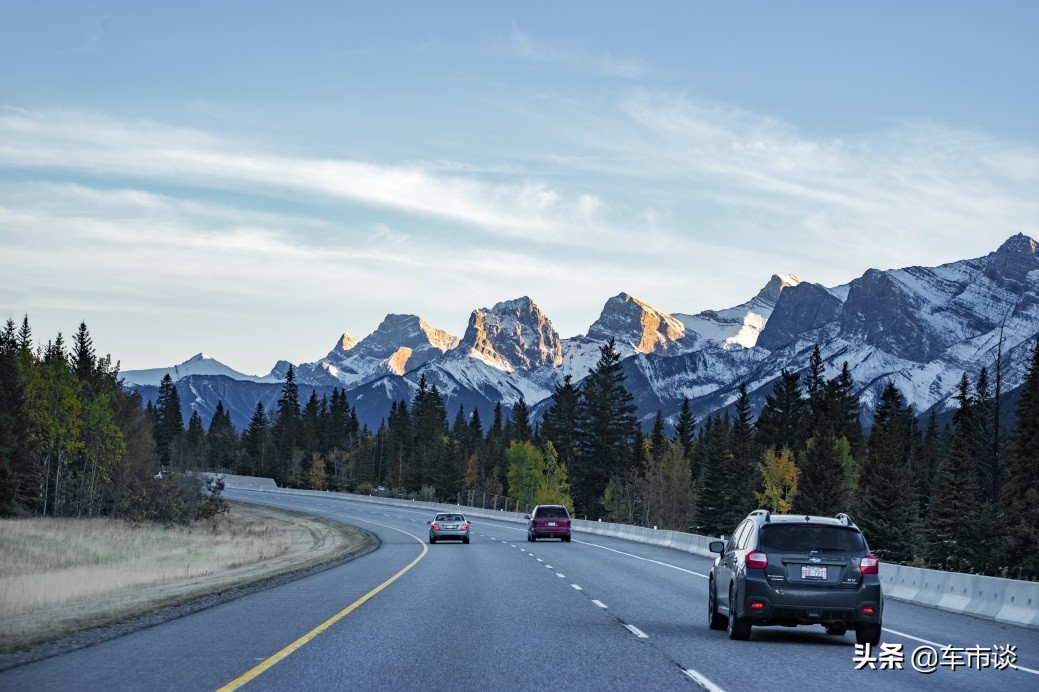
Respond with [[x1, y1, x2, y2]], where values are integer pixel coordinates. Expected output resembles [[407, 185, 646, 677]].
[[125, 234, 1039, 432]]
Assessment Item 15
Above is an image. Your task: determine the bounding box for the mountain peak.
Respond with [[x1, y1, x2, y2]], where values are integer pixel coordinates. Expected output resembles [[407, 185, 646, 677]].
[[186, 353, 213, 363], [588, 293, 686, 354], [460, 297, 562, 371], [755, 274, 800, 304], [986, 233, 1039, 287], [332, 333, 358, 354]]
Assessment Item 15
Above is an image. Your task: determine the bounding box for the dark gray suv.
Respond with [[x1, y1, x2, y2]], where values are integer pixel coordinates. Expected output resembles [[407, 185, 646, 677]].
[[708, 510, 882, 645]]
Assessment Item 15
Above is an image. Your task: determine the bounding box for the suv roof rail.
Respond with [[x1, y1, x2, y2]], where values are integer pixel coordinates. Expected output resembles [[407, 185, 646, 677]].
[[836, 512, 855, 526], [749, 509, 771, 523]]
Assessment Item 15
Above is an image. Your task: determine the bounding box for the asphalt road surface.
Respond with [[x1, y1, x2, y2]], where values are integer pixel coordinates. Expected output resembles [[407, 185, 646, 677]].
[[3, 489, 1037, 691]]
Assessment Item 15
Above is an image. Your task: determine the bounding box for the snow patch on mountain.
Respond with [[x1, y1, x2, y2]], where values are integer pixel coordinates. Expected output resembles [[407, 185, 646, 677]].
[[676, 274, 799, 350]]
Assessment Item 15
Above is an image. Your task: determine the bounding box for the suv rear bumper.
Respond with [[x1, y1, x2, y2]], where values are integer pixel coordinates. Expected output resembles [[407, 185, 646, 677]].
[[740, 574, 882, 626]]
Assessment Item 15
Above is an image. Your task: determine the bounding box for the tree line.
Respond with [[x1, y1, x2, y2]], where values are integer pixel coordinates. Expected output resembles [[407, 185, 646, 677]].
[[0, 318, 223, 523], [3, 318, 1037, 580]]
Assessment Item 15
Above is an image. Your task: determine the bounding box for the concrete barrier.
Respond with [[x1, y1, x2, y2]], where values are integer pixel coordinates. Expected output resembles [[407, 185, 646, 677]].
[[221, 480, 1039, 630]]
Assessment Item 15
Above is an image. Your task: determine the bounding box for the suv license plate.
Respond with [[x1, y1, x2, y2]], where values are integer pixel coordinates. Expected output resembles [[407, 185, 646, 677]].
[[547, 521, 557, 526], [801, 565, 827, 579]]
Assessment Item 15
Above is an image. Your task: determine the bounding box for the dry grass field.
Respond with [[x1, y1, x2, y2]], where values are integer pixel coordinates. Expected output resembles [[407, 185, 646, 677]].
[[0, 502, 371, 652]]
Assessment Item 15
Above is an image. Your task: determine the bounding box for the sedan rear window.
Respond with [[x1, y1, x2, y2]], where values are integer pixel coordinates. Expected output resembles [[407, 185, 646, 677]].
[[757, 525, 866, 553], [535, 506, 569, 518]]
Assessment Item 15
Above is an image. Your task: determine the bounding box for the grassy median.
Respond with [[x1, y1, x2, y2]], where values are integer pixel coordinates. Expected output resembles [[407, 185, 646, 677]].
[[0, 502, 371, 652]]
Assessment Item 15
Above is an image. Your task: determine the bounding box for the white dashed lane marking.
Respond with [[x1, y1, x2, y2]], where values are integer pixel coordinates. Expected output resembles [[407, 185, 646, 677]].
[[623, 624, 648, 639], [571, 584, 582, 591], [592, 600, 607, 609]]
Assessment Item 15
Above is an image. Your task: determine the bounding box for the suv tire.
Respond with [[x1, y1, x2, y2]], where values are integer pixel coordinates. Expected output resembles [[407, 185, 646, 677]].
[[727, 586, 751, 640], [708, 581, 727, 630]]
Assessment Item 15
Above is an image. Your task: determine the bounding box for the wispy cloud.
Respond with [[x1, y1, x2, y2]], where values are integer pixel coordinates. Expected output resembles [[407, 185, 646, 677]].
[[548, 91, 1039, 277], [504, 24, 645, 79], [0, 108, 608, 245]]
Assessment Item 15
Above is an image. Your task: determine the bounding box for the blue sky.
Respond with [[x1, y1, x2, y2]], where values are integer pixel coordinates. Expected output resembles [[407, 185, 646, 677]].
[[1, 1, 1037, 374]]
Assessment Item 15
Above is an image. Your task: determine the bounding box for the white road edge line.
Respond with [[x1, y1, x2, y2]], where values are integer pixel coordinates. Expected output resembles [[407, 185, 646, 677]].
[[684, 668, 725, 692], [882, 627, 1039, 676], [592, 600, 607, 609], [624, 624, 648, 639]]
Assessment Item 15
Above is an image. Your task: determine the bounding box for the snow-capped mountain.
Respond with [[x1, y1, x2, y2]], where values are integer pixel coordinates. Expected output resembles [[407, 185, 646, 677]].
[[129, 234, 1039, 433], [677, 274, 800, 349], [293, 314, 459, 387], [122, 353, 281, 387]]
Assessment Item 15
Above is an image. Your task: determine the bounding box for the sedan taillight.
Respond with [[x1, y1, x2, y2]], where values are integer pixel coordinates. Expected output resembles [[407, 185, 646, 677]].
[[460, 523, 469, 531], [860, 555, 879, 575], [431, 523, 441, 531]]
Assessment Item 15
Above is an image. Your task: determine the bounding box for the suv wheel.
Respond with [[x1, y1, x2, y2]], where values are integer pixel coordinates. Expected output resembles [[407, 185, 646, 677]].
[[563, 534, 571, 543], [726, 586, 751, 640], [708, 581, 726, 630], [856, 623, 881, 646]]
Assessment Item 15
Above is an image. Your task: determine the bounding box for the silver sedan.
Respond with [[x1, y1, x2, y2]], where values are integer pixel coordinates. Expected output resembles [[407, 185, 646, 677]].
[[427, 513, 470, 544]]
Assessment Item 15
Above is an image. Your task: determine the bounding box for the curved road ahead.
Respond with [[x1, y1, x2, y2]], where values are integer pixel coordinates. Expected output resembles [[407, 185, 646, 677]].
[[3, 489, 1037, 691]]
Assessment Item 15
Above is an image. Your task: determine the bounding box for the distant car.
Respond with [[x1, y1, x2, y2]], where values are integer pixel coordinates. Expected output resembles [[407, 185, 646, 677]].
[[525, 504, 572, 542], [427, 513, 470, 544], [708, 510, 882, 645]]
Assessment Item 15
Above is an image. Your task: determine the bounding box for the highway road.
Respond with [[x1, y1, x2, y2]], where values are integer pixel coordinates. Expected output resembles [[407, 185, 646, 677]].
[[2, 489, 1037, 691]]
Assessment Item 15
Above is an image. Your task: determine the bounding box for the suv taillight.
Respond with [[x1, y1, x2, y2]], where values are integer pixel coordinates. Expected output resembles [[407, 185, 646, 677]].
[[746, 550, 768, 569], [860, 555, 879, 575]]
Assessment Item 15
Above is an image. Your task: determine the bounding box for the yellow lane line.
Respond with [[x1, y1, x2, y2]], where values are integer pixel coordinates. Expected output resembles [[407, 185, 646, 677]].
[[217, 515, 428, 691]]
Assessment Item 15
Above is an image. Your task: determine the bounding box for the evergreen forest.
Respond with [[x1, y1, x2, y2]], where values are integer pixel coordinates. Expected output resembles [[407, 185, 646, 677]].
[[2, 317, 1037, 580]]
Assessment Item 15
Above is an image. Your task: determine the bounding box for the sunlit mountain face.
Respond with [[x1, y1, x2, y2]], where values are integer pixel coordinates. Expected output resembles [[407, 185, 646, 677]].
[[125, 235, 1039, 432]]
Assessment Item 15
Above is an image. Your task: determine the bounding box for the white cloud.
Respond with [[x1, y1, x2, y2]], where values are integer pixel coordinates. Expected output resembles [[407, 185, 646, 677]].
[[0, 107, 609, 245]]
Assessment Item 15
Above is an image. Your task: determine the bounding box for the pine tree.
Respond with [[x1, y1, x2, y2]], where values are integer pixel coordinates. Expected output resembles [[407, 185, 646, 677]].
[[542, 375, 580, 479], [573, 339, 637, 518], [693, 414, 735, 536], [756, 369, 806, 454], [0, 327, 33, 515], [793, 429, 849, 517], [1000, 339, 1039, 579], [925, 375, 980, 572], [650, 410, 667, 460], [153, 374, 183, 470], [206, 401, 237, 471], [272, 366, 301, 486], [673, 397, 696, 461], [727, 383, 758, 519], [510, 397, 532, 442], [240, 402, 272, 477], [858, 382, 919, 563]]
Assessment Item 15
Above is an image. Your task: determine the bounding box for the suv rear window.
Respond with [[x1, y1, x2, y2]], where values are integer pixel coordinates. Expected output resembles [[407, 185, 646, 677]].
[[535, 506, 569, 518], [757, 525, 866, 553]]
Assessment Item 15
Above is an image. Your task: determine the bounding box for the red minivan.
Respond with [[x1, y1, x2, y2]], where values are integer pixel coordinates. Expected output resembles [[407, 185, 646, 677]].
[[526, 504, 572, 542]]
